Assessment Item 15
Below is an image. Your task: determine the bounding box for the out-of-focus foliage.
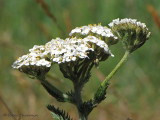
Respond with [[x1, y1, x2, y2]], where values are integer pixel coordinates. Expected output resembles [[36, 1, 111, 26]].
[[0, 0, 159, 120]]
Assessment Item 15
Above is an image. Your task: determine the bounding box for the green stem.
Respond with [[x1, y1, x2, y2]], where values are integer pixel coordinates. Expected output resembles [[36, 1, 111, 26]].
[[93, 50, 130, 105], [103, 50, 130, 85], [73, 82, 88, 120], [37, 76, 71, 102], [74, 51, 130, 119], [78, 112, 87, 120]]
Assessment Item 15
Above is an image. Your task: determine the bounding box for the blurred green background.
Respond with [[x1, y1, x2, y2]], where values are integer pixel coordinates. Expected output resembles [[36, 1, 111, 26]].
[[0, 0, 159, 120]]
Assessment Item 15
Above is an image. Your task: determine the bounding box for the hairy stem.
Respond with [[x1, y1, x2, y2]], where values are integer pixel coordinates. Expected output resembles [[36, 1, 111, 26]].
[[103, 50, 130, 84], [93, 50, 130, 106]]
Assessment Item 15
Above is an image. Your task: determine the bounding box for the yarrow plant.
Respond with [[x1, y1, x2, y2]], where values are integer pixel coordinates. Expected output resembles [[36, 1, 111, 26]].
[[12, 18, 151, 120]]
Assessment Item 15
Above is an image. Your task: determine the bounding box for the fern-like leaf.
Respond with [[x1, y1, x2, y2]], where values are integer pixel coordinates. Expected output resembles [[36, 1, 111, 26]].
[[65, 90, 75, 103], [47, 104, 73, 120]]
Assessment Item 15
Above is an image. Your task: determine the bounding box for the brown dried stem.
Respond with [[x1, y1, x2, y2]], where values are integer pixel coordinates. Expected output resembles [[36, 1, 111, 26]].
[[0, 94, 17, 120], [63, 9, 72, 33], [35, 0, 66, 36], [147, 4, 160, 29]]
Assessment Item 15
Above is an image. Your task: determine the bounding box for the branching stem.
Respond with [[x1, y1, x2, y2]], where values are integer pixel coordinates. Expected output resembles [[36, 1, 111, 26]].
[[73, 82, 88, 120]]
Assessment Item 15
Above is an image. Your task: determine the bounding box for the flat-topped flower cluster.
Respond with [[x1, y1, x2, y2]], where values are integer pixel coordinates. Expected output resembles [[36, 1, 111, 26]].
[[69, 24, 118, 45], [69, 24, 117, 39], [12, 18, 151, 120], [12, 36, 113, 66], [12, 24, 116, 77], [12, 18, 150, 77]]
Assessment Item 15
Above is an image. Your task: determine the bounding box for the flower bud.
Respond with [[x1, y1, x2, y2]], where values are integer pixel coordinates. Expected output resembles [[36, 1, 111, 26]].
[[109, 18, 151, 53]]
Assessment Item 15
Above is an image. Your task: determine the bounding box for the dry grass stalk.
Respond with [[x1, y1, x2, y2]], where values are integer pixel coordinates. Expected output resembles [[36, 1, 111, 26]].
[[0, 94, 17, 120], [35, 0, 65, 36], [147, 4, 160, 29]]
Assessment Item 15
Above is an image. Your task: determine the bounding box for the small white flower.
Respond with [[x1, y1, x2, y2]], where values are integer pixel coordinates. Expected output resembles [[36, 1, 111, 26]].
[[72, 57, 76, 61], [108, 18, 120, 27], [69, 28, 81, 36], [91, 26, 98, 33], [53, 57, 60, 63], [81, 28, 90, 35]]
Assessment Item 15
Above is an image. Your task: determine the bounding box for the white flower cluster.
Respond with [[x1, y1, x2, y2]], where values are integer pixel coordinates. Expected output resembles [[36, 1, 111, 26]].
[[12, 36, 112, 71], [69, 24, 118, 40], [45, 37, 92, 64], [108, 18, 147, 30], [12, 23, 116, 77], [45, 36, 112, 64], [108, 18, 151, 53], [12, 46, 51, 69], [12, 48, 51, 77]]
